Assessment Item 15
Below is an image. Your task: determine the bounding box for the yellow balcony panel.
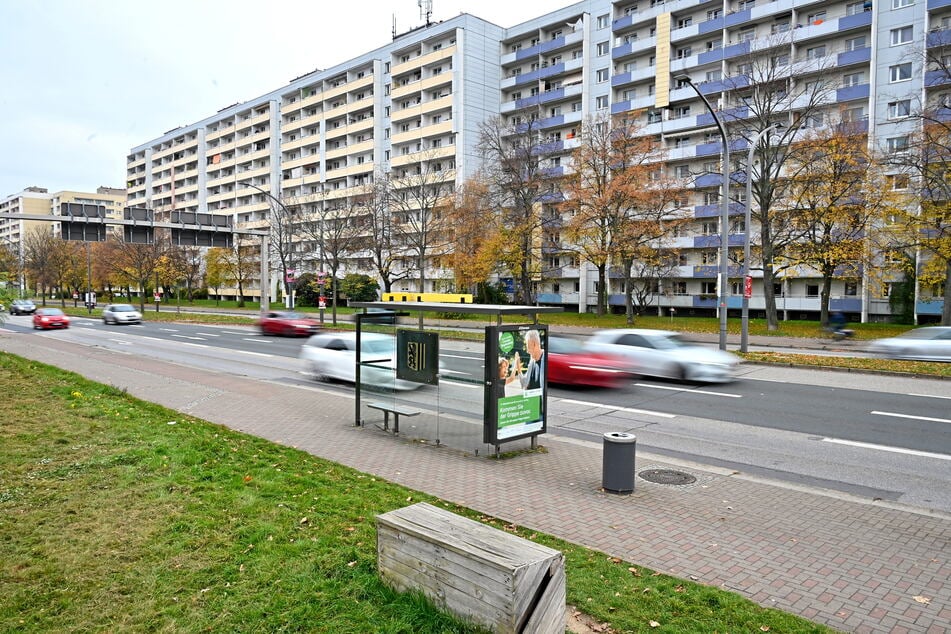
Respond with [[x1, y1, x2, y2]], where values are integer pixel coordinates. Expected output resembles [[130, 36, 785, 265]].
[[389, 145, 456, 168], [391, 102, 424, 123], [298, 113, 322, 129], [175, 183, 199, 195], [250, 111, 271, 127], [391, 127, 435, 145], [420, 73, 452, 92], [346, 116, 374, 134], [282, 156, 311, 170], [282, 136, 307, 152], [391, 80, 423, 100], [325, 163, 373, 179], [299, 91, 323, 109], [391, 45, 456, 76], [419, 119, 454, 138]]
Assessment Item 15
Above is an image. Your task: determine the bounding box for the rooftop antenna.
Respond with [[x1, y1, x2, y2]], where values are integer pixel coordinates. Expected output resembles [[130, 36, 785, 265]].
[[419, 0, 433, 26], [392, 13, 397, 39]]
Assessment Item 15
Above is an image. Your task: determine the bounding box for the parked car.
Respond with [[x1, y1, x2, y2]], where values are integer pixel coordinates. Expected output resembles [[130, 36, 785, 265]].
[[587, 329, 740, 383], [10, 299, 37, 315], [258, 311, 321, 337], [866, 326, 951, 362], [546, 335, 635, 388], [33, 307, 70, 330], [299, 331, 421, 390], [102, 303, 142, 325]]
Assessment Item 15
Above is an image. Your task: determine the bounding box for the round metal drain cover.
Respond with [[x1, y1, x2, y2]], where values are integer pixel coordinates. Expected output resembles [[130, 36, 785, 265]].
[[638, 469, 697, 485]]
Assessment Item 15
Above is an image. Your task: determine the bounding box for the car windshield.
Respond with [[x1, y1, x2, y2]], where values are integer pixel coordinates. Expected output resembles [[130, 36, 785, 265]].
[[112, 305, 135, 312], [896, 328, 946, 340], [362, 339, 396, 355], [42, 309, 64, 315], [654, 334, 690, 349], [278, 312, 305, 319], [549, 337, 585, 354]]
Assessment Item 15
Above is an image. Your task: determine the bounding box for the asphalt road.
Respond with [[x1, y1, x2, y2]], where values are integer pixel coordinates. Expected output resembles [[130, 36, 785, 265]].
[[5, 313, 950, 512]]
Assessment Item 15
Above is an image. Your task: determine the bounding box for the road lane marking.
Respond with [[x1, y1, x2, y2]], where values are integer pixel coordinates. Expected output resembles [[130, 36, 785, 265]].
[[559, 398, 675, 418], [160, 328, 178, 332], [172, 334, 207, 341], [108, 339, 132, 345], [908, 393, 951, 400], [870, 411, 951, 424], [196, 332, 220, 337], [233, 349, 273, 357], [822, 437, 951, 460], [634, 383, 742, 398], [243, 338, 271, 344]]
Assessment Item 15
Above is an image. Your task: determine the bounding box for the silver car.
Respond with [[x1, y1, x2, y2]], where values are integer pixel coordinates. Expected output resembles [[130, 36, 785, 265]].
[[299, 331, 421, 390], [102, 303, 143, 325], [587, 328, 740, 383], [867, 326, 951, 362]]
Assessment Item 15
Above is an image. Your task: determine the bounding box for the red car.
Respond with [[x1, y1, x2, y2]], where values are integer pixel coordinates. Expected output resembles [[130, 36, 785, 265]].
[[546, 335, 635, 388], [257, 311, 321, 337], [33, 308, 70, 330]]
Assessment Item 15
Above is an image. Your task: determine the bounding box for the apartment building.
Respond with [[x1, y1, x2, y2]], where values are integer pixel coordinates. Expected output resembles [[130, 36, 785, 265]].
[[126, 0, 948, 320]]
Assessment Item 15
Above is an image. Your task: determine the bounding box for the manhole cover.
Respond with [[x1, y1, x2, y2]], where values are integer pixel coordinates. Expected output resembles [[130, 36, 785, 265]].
[[638, 469, 697, 485]]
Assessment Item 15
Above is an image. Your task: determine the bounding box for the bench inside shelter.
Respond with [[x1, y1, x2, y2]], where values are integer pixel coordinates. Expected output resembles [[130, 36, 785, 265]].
[[367, 401, 420, 434]]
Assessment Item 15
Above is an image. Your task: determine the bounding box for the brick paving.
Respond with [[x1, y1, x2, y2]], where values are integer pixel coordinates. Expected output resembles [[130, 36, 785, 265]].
[[2, 331, 949, 633]]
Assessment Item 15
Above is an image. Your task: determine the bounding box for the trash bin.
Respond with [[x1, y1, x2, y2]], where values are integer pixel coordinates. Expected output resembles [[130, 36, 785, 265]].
[[602, 432, 637, 494]]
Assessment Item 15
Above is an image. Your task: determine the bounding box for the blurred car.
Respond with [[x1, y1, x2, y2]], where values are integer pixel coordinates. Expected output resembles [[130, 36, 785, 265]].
[[258, 311, 321, 337], [546, 335, 635, 388], [866, 326, 951, 362], [102, 303, 142, 325], [587, 329, 740, 383], [10, 299, 37, 315], [361, 307, 397, 325], [33, 307, 70, 330], [299, 331, 420, 390]]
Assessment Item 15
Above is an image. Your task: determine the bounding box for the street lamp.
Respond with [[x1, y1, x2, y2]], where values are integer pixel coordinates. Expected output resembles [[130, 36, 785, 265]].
[[741, 123, 781, 353], [237, 181, 277, 317], [676, 75, 730, 350]]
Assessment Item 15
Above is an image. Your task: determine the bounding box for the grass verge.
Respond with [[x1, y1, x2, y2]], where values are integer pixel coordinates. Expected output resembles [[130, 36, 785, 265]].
[[0, 352, 833, 633]]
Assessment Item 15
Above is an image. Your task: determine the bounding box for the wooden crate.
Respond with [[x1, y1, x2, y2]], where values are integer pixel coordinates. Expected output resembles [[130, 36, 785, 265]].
[[377, 502, 565, 634]]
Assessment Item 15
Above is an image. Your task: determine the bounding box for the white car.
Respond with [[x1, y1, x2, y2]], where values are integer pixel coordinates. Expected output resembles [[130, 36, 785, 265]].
[[587, 328, 740, 383], [102, 303, 143, 325], [299, 331, 421, 391], [866, 326, 951, 362]]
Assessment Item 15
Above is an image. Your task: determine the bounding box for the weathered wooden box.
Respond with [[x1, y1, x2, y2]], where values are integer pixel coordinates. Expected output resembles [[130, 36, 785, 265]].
[[377, 502, 565, 634]]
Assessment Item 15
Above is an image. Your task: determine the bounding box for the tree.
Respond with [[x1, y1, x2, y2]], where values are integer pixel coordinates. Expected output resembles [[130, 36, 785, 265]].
[[22, 227, 59, 303], [204, 248, 229, 305], [263, 192, 302, 305], [361, 175, 409, 294], [478, 115, 550, 304], [714, 32, 839, 329], [338, 273, 379, 302], [779, 124, 898, 325], [221, 236, 259, 308], [100, 233, 169, 312], [560, 113, 682, 316], [441, 176, 502, 296]]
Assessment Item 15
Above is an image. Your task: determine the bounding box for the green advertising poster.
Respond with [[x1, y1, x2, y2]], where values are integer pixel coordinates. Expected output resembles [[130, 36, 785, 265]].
[[484, 325, 547, 443]]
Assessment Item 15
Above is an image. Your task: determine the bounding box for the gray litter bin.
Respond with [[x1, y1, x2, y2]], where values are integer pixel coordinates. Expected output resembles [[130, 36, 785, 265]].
[[602, 432, 637, 493]]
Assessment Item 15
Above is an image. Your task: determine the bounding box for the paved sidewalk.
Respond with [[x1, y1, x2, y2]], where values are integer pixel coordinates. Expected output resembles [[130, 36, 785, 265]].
[[2, 332, 949, 633]]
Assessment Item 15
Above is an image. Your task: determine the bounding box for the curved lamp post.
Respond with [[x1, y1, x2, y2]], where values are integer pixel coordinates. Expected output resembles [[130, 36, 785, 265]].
[[237, 181, 275, 317], [676, 75, 730, 350], [741, 123, 781, 353]]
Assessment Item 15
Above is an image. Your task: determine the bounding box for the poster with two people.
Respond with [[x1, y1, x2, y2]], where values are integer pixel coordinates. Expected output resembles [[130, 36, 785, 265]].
[[484, 324, 548, 444]]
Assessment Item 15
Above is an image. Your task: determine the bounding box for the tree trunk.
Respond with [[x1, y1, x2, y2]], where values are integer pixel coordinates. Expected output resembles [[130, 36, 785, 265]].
[[819, 275, 833, 327], [943, 261, 951, 326], [762, 263, 779, 331], [596, 264, 607, 316]]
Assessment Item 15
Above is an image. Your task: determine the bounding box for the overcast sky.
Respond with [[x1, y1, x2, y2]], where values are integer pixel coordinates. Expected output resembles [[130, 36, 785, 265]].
[[0, 0, 563, 198]]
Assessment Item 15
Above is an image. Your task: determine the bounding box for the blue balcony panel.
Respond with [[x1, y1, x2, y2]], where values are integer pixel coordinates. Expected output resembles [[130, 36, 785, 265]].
[[515, 94, 543, 109], [727, 234, 744, 247], [538, 36, 567, 54], [611, 72, 635, 87], [831, 298, 863, 312], [533, 139, 564, 154], [536, 293, 562, 303], [612, 43, 635, 59], [612, 15, 634, 31], [538, 115, 565, 129], [696, 141, 722, 157], [698, 17, 725, 35], [837, 47, 871, 67], [926, 69, 951, 87], [694, 235, 723, 248], [698, 48, 725, 65], [611, 101, 634, 115], [538, 88, 566, 104], [929, 0, 951, 9], [838, 10, 872, 30], [723, 9, 752, 28], [694, 265, 717, 277], [698, 106, 749, 127], [513, 62, 566, 86], [608, 293, 627, 306], [722, 41, 751, 60], [928, 29, 951, 48], [541, 166, 565, 178], [916, 299, 945, 315], [695, 173, 721, 188], [515, 49, 536, 62], [836, 84, 870, 102], [693, 296, 718, 307], [700, 79, 731, 95]]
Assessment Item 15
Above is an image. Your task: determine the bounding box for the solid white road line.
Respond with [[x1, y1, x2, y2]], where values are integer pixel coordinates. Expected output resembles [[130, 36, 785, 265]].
[[870, 410, 951, 424], [172, 334, 206, 341], [907, 393, 951, 400], [559, 398, 675, 418], [634, 383, 742, 398], [243, 338, 271, 344], [822, 437, 951, 460]]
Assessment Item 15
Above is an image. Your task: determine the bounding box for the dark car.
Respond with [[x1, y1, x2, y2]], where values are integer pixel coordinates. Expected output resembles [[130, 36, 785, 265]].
[[257, 311, 321, 337], [33, 307, 70, 330], [546, 335, 635, 388], [10, 299, 37, 315]]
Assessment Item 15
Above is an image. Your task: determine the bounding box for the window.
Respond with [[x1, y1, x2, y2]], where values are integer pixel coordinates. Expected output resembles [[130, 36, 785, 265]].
[[647, 109, 662, 124], [886, 136, 910, 154], [597, 14, 609, 28], [772, 21, 790, 34], [845, 282, 858, 296], [596, 95, 608, 110], [706, 70, 722, 82], [890, 63, 913, 82], [807, 10, 826, 23], [806, 285, 820, 298], [674, 137, 691, 148], [673, 105, 690, 118], [888, 100, 912, 119], [843, 71, 864, 87], [846, 1, 868, 14], [806, 45, 826, 59], [842, 106, 866, 122], [597, 41, 609, 56], [677, 17, 692, 28], [707, 8, 722, 20], [892, 0, 914, 7], [802, 113, 824, 128], [845, 36, 866, 51], [676, 46, 692, 59], [596, 68, 609, 82], [739, 27, 755, 42], [890, 26, 913, 45], [771, 54, 789, 67], [675, 164, 691, 177]]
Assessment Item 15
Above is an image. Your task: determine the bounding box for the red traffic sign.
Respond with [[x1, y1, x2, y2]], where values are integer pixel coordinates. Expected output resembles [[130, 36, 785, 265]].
[[743, 275, 752, 299]]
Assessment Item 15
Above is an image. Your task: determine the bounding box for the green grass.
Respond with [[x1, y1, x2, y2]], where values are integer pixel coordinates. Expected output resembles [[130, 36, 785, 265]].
[[0, 353, 834, 633]]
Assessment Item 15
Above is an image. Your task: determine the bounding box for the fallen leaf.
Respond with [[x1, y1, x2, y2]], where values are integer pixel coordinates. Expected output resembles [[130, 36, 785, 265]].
[[913, 595, 931, 605], [299, 517, 308, 525], [760, 627, 770, 632], [674, 585, 685, 592], [649, 620, 660, 627], [628, 567, 641, 576], [347, 561, 357, 567], [610, 557, 622, 564], [243, 475, 252, 483]]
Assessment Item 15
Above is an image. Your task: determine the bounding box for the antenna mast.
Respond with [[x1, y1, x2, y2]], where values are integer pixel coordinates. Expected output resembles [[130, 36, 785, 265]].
[[419, 0, 433, 26]]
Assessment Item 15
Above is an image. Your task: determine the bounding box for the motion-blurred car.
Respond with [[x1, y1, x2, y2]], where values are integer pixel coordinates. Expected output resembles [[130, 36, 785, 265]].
[[587, 329, 740, 383], [102, 303, 142, 325], [258, 311, 321, 337], [547, 335, 635, 388], [299, 331, 420, 390], [33, 308, 70, 330], [866, 326, 951, 362], [10, 299, 37, 315]]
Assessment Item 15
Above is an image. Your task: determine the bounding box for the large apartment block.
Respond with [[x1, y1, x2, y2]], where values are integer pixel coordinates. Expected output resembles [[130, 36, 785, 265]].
[[127, 0, 949, 320]]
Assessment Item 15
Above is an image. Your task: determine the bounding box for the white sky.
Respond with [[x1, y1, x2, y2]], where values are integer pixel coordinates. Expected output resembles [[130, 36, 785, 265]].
[[0, 0, 563, 198]]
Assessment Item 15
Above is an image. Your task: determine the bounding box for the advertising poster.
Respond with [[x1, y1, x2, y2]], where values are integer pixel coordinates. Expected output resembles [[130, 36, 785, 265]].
[[483, 325, 548, 444]]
